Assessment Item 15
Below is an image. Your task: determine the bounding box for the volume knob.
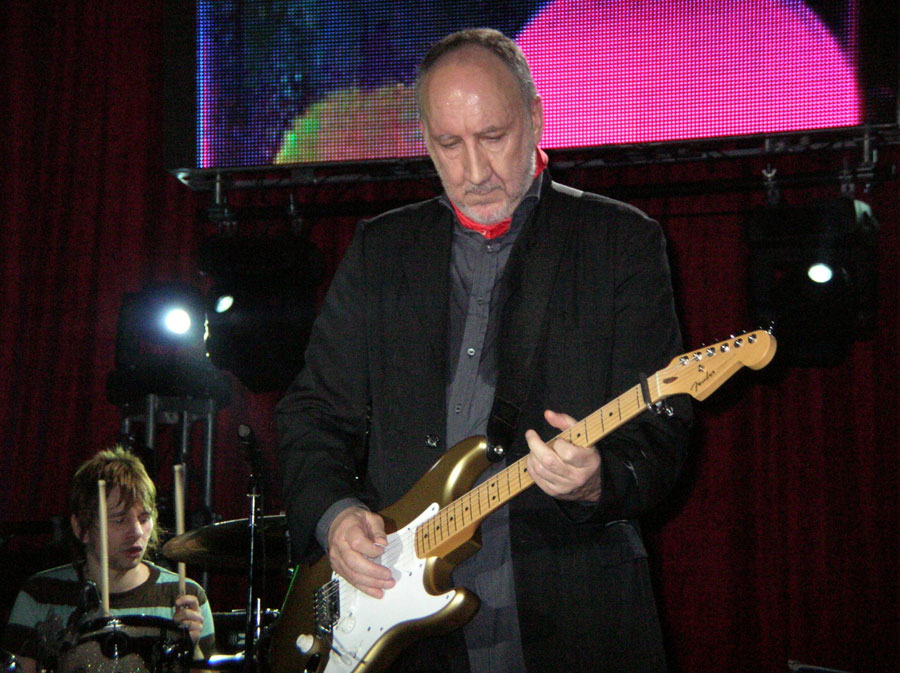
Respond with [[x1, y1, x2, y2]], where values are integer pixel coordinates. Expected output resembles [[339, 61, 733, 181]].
[[296, 634, 315, 654]]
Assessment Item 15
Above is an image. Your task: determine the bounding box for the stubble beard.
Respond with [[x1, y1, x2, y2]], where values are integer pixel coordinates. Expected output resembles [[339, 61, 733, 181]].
[[443, 137, 537, 225]]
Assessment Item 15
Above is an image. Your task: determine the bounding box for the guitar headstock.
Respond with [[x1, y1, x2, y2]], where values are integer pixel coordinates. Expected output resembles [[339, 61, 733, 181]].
[[657, 330, 777, 401]]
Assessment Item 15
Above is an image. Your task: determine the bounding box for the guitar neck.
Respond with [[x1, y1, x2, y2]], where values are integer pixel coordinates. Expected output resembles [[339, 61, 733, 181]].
[[414, 378, 660, 558]]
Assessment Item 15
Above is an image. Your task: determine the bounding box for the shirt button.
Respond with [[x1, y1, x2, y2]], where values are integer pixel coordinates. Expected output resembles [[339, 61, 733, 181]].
[[454, 404, 462, 414], [466, 347, 476, 357]]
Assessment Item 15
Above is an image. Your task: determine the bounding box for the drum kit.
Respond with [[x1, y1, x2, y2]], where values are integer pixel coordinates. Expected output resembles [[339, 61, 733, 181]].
[[5, 431, 291, 673], [29, 515, 290, 673]]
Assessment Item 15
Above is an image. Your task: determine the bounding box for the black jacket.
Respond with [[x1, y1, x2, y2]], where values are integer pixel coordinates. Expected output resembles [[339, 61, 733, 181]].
[[276, 177, 692, 671]]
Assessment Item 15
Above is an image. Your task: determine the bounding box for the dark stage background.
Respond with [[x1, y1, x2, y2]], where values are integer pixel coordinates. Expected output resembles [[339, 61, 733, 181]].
[[1, 2, 897, 672]]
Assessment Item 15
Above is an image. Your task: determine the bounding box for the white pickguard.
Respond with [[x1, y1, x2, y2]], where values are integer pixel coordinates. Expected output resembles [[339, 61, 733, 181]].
[[320, 503, 456, 673]]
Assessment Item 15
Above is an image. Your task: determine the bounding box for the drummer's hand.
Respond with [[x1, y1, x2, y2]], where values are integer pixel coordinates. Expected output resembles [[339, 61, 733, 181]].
[[174, 594, 204, 645], [327, 506, 394, 599]]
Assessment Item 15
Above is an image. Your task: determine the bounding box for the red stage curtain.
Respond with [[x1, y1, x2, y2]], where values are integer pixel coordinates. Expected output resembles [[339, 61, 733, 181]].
[[1, 2, 897, 671]]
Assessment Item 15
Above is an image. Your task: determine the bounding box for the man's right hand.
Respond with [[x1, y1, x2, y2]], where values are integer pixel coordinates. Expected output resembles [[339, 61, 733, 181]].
[[327, 506, 396, 598]]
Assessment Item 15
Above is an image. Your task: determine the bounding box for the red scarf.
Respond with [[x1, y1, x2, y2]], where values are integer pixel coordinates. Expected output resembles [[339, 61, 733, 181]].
[[451, 147, 548, 240]]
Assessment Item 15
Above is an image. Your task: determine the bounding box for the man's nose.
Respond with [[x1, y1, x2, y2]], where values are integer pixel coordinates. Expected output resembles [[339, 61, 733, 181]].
[[462, 143, 490, 185], [126, 517, 144, 538]]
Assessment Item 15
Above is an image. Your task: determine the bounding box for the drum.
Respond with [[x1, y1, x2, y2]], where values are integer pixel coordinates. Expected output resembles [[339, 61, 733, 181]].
[[58, 615, 193, 673]]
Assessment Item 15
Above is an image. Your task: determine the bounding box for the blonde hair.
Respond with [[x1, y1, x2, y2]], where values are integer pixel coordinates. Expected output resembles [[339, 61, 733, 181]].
[[70, 445, 161, 555]]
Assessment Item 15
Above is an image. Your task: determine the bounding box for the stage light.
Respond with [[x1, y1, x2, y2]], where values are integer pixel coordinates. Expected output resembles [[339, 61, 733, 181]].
[[163, 307, 193, 334], [214, 294, 234, 313], [197, 232, 324, 392], [113, 283, 206, 362], [106, 282, 231, 404], [807, 262, 833, 284], [745, 198, 878, 367]]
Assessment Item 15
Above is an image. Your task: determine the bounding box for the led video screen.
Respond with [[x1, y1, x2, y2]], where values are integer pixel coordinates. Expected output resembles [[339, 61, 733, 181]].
[[165, 0, 897, 172]]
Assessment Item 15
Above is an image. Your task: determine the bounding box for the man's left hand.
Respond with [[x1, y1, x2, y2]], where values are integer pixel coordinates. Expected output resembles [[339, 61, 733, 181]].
[[525, 409, 602, 502], [174, 594, 204, 646]]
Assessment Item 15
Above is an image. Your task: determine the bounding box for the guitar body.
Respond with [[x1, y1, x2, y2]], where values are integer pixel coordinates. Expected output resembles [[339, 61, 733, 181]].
[[269, 437, 493, 673]]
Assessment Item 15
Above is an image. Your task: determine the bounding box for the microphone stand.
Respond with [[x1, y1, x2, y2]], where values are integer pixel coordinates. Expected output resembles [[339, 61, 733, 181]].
[[239, 424, 265, 673]]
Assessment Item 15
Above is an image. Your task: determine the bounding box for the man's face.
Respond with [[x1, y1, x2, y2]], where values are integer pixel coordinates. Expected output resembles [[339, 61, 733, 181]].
[[79, 488, 154, 574], [419, 48, 543, 224]]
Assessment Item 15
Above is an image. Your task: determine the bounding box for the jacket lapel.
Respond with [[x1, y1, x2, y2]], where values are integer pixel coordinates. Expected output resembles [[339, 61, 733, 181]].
[[400, 201, 454, 374], [491, 181, 575, 451]]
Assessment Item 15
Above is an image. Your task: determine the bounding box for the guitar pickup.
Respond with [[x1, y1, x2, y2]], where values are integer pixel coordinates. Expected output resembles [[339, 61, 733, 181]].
[[314, 579, 340, 630]]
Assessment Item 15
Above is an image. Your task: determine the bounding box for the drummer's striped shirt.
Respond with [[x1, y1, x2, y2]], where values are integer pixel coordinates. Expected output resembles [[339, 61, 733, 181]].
[[1, 561, 215, 667]]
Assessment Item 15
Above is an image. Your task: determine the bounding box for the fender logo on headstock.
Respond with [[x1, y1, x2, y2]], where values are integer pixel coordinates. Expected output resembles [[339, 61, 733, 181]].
[[690, 367, 717, 393]]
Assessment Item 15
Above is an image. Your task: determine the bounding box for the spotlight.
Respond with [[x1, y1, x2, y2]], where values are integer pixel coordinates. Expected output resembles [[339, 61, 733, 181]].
[[214, 294, 234, 314], [806, 262, 834, 284], [113, 283, 206, 365], [163, 307, 193, 334], [745, 198, 878, 367], [106, 282, 231, 404]]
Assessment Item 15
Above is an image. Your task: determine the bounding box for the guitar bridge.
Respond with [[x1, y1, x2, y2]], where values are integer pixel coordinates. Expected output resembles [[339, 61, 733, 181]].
[[314, 579, 340, 632]]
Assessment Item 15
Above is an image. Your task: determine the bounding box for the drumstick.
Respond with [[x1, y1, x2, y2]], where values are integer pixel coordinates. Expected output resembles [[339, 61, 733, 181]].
[[173, 464, 203, 660], [173, 464, 187, 595], [97, 479, 110, 614]]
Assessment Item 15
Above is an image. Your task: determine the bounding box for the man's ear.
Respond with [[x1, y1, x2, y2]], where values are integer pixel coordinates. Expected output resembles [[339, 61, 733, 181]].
[[71, 514, 88, 543], [531, 96, 544, 145]]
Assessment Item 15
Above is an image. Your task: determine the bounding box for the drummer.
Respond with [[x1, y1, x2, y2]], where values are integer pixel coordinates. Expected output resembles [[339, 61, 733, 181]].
[[1, 446, 215, 672]]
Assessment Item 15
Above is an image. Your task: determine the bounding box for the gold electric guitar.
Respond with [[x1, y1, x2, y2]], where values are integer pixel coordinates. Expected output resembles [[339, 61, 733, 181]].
[[269, 330, 776, 673]]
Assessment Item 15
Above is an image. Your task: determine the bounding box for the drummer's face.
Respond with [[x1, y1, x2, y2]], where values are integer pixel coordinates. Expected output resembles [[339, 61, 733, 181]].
[[82, 488, 154, 573]]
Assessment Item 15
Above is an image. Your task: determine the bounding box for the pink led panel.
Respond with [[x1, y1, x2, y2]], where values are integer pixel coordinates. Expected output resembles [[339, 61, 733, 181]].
[[518, 0, 861, 147], [186, 0, 868, 169]]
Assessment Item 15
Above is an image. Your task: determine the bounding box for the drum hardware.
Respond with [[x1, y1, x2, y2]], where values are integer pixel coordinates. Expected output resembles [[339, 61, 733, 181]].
[[190, 652, 245, 671], [212, 610, 279, 654], [58, 615, 193, 673], [239, 423, 265, 673], [163, 425, 287, 673]]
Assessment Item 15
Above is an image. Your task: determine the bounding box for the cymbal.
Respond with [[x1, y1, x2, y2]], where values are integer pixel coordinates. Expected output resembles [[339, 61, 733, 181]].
[[162, 515, 288, 570]]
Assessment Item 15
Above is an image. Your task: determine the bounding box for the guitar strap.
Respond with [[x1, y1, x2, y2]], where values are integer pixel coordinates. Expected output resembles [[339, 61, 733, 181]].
[[486, 181, 579, 458]]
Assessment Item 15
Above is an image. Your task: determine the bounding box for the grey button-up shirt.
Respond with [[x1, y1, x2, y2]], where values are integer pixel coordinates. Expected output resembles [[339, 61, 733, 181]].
[[444, 174, 544, 673], [316, 173, 545, 672]]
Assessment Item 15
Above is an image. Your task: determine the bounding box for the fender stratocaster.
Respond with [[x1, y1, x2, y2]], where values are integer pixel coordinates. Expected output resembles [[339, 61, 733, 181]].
[[269, 330, 776, 673]]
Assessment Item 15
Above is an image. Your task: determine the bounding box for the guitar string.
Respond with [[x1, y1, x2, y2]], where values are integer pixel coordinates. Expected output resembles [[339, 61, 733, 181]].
[[324, 525, 418, 607]]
